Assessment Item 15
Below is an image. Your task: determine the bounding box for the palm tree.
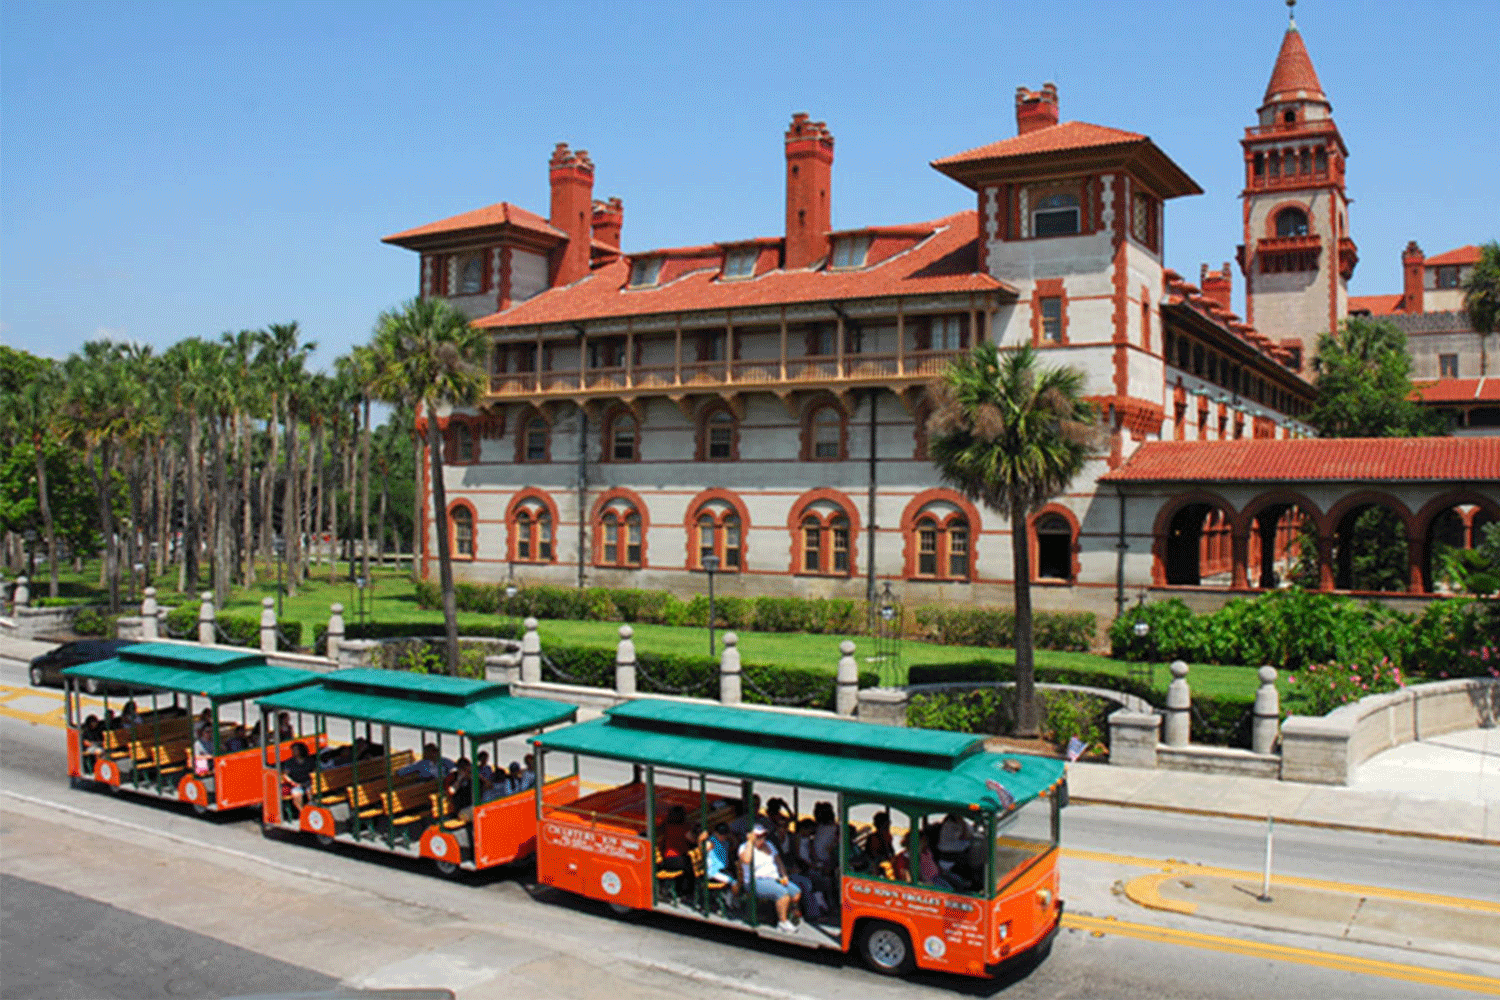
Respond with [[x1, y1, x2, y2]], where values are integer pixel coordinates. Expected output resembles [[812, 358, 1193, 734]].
[[367, 297, 487, 675], [4, 361, 63, 597], [222, 329, 267, 588], [1464, 240, 1500, 337], [258, 322, 317, 596], [59, 341, 135, 612], [927, 342, 1098, 737]]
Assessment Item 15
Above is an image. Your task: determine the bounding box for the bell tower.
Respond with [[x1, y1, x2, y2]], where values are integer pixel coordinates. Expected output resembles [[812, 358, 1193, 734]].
[[1238, 1, 1355, 372]]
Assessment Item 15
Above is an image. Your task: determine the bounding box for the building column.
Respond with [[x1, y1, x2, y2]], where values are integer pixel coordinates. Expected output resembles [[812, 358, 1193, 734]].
[[1230, 529, 1250, 590], [1257, 514, 1279, 589], [1407, 536, 1426, 594], [1317, 533, 1335, 591]]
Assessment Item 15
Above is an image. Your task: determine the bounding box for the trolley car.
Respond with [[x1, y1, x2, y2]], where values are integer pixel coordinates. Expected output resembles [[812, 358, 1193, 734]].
[[256, 668, 578, 874], [63, 642, 320, 813], [531, 699, 1066, 979]]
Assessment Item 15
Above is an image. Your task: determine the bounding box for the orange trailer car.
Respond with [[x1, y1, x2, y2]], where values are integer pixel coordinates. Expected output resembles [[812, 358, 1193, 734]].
[[63, 643, 321, 814], [531, 700, 1067, 979], [256, 669, 578, 875]]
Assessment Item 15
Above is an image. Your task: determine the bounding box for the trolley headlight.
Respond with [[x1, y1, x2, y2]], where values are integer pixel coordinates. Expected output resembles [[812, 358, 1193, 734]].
[[1036, 887, 1053, 908]]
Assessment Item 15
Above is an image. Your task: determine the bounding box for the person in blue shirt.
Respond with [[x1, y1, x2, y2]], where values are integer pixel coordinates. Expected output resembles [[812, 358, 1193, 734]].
[[396, 743, 451, 782]]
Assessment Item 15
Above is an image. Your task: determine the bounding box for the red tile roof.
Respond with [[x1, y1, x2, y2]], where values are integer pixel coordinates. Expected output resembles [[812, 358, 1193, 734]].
[[1425, 244, 1483, 267], [1411, 378, 1500, 404], [1263, 26, 1327, 107], [474, 211, 1011, 329], [1101, 438, 1500, 483], [1348, 293, 1405, 316], [383, 202, 565, 247], [932, 121, 1147, 165]]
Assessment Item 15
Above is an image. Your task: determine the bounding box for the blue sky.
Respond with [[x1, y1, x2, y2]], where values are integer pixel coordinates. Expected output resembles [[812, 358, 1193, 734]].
[[3, 0, 1496, 371]]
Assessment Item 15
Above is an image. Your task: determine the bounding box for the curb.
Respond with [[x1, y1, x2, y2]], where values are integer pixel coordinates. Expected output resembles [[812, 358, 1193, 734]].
[[1068, 794, 1500, 847]]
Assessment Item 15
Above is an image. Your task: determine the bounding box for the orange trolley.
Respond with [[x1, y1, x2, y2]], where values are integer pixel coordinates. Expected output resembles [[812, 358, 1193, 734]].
[[63, 642, 321, 814], [531, 700, 1067, 979], [256, 669, 578, 875]]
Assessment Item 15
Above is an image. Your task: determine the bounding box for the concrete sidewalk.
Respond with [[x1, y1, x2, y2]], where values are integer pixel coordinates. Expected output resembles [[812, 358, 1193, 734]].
[[4, 633, 1495, 843]]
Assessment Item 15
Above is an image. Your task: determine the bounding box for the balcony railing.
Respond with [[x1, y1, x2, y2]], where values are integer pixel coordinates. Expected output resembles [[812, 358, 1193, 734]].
[[489, 349, 962, 398]]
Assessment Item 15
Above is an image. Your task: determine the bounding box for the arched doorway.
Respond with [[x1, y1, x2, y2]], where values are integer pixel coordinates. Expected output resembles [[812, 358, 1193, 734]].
[[1423, 502, 1498, 592], [1332, 503, 1408, 592], [1247, 502, 1312, 590], [1165, 503, 1234, 586]]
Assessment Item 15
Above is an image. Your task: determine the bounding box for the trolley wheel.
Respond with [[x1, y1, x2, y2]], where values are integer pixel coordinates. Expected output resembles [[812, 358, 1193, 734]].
[[192, 802, 208, 816], [608, 902, 633, 916], [434, 859, 458, 876], [316, 834, 335, 847], [858, 920, 915, 976]]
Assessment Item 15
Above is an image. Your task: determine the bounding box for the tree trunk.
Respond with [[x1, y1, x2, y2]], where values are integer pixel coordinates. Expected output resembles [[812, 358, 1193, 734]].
[[360, 396, 372, 585], [159, 445, 174, 581], [260, 409, 278, 575], [1010, 505, 1040, 738], [213, 418, 232, 607], [86, 441, 121, 613], [426, 414, 460, 675], [410, 429, 422, 579], [183, 411, 201, 593], [376, 475, 388, 566], [32, 433, 59, 599], [283, 403, 300, 596], [241, 414, 255, 587]]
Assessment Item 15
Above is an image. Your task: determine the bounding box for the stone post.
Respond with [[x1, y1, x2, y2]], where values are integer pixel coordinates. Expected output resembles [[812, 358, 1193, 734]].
[[836, 639, 859, 716], [1163, 659, 1191, 747], [1252, 665, 1281, 754], [520, 617, 541, 684], [198, 592, 216, 645], [719, 631, 741, 705], [259, 597, 277, 653], [326, 603, 345, 662], [1107, 709, 1161, 768], [615, 625, 637, 696], [13, 576, 29, 609], [140, 587, 159, 639]]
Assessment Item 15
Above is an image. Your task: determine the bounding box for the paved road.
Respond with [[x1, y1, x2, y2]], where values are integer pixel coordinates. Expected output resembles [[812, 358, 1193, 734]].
[[3, 654, 1499, 999]]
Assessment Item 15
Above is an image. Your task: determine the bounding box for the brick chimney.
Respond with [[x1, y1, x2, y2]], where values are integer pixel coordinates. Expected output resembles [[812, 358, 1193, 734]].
[[592, 197, 623, 250], [1015, 82, 1059, 135], [549, 143, 594, 287], [1200, 261, 1233, 313], [784, 113, 833, 270], [1401, 240, 1425, 314]]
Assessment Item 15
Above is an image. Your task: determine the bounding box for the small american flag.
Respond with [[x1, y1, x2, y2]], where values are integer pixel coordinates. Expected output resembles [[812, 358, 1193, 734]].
[[1065, 737, 1089, 762], [985, 778, 1015, 809]]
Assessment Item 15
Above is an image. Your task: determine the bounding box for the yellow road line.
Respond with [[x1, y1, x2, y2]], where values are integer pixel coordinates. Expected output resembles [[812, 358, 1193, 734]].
[[1065, 913, 1500, 995], [1062, 847, 1500, 914], [0, 684, 97, 729]]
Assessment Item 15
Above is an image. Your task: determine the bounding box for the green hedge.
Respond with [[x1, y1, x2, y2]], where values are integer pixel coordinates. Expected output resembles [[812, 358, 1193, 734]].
[[906, 658, 1158, 706], [162, 604, 303, 652], [912, 606, 1095, 652], [907, 688, 1112, 757], [1108, 588, 1498, 678]]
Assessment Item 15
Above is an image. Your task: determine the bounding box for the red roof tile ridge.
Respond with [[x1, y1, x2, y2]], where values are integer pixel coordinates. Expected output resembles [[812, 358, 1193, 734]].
[[932, 120, 1148, 165], [382, 201, 566, 243], [1424, 244, 1482, 266]]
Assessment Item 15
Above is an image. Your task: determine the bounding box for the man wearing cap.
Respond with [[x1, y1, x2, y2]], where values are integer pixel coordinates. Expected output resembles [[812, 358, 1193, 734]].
[[738, 823, 802, 933]]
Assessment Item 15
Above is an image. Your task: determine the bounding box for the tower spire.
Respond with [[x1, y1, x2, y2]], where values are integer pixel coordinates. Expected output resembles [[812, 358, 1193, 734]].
[[1261, 6, 1327, 110], [1287, 0, 1296, 28]]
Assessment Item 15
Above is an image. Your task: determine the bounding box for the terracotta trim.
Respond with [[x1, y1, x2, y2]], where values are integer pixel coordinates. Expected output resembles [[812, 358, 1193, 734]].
[[786, 488, 861, 577]]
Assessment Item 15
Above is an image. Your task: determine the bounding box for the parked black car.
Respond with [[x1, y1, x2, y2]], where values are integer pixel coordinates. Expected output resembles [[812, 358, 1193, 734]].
[[29, 639, 134, 692]]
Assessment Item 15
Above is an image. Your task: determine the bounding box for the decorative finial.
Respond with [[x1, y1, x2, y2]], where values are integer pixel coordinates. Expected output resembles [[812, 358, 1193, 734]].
[[1287, 0, 1297, 27]]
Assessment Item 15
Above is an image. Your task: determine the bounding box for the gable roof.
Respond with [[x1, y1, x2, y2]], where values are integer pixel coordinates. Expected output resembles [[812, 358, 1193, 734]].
[[475, 211, 1011, 330], [1410, 378, 1500, 404], [1101, 438, 1500, 484], [1348, 293, 1406, 316], [1425, 245, 1482, 267], [383, 201, 566, 249], [1263, 25, 1327, 107]]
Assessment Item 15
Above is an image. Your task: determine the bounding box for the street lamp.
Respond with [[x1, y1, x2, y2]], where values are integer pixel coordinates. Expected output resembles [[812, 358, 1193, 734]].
[[702, 554, 720, 658]]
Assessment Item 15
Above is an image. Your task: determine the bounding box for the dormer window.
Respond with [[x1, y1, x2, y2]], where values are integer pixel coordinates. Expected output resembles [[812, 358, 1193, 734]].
[[830, 234, 871, 269], [722, 248, 758, 280], [459, 254, 484, 294], [1033, 193, 1080, 237], [628, 257, 663, 288]]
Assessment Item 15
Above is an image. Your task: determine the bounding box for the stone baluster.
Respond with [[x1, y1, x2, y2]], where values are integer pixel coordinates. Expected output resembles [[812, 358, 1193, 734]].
[[1253, 666, 1281, 755], [198, 592, 216, 645], [615, 625, 637, 696], [259, 597, 277, 653], [326, 603, 345, 662], [1163, 659, 1191, 747], [140, 587, 159, 639], [13, 576, 29, 609], [520, 617, 541, 683], [836, 639, 859, 716], [719, 631, 741, 705]]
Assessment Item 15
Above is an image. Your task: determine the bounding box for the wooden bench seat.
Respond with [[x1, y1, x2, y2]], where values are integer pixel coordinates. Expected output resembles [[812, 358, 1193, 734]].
[[348, 774, 431, 819], [311, 749, 416, 804]]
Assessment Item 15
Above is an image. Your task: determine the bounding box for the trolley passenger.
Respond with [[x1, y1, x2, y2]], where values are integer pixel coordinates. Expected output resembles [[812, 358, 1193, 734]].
[[193, 723, 215, 776], [79, 714, 105, 772], [739, 824, 801, 933], [282, 741, 316, 812], [518, 753, 536, 791]]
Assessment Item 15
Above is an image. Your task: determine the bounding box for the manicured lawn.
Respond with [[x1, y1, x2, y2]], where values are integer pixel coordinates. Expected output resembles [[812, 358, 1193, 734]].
[[29, 560, 1269, 701]]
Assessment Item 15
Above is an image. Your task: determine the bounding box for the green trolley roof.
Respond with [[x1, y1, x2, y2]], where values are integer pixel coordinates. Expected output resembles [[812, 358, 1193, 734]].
[[255, 668, 577, 740], [62, 642, 319, 701], [535, 699, 1065, 814]]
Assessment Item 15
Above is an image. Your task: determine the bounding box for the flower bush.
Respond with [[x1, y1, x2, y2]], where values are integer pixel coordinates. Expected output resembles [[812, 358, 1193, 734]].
[[1284, 657, 1404, 717]]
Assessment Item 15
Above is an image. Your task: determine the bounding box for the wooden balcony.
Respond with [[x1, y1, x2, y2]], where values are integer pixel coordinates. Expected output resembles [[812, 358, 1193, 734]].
[[488, 349, 963, 401]]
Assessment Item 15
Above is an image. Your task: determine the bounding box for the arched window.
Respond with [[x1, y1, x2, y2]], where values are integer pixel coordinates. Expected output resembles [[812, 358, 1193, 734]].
[[1275, 207, 1309, 238], [460, 254, 484, 294], [914, 512, 969, 580], [1033, 192, 1080, 237], [699, 408, 737, 461], [520, 417, 549, 463], [1035, 513, 1073, 581], [512, 499, 554, 563], [450, 505, 475, 558], [693, 501, 742, 570], [800, 512, 851, 576], [606, 413, 638, 462], [598, 503, 642, 568]]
